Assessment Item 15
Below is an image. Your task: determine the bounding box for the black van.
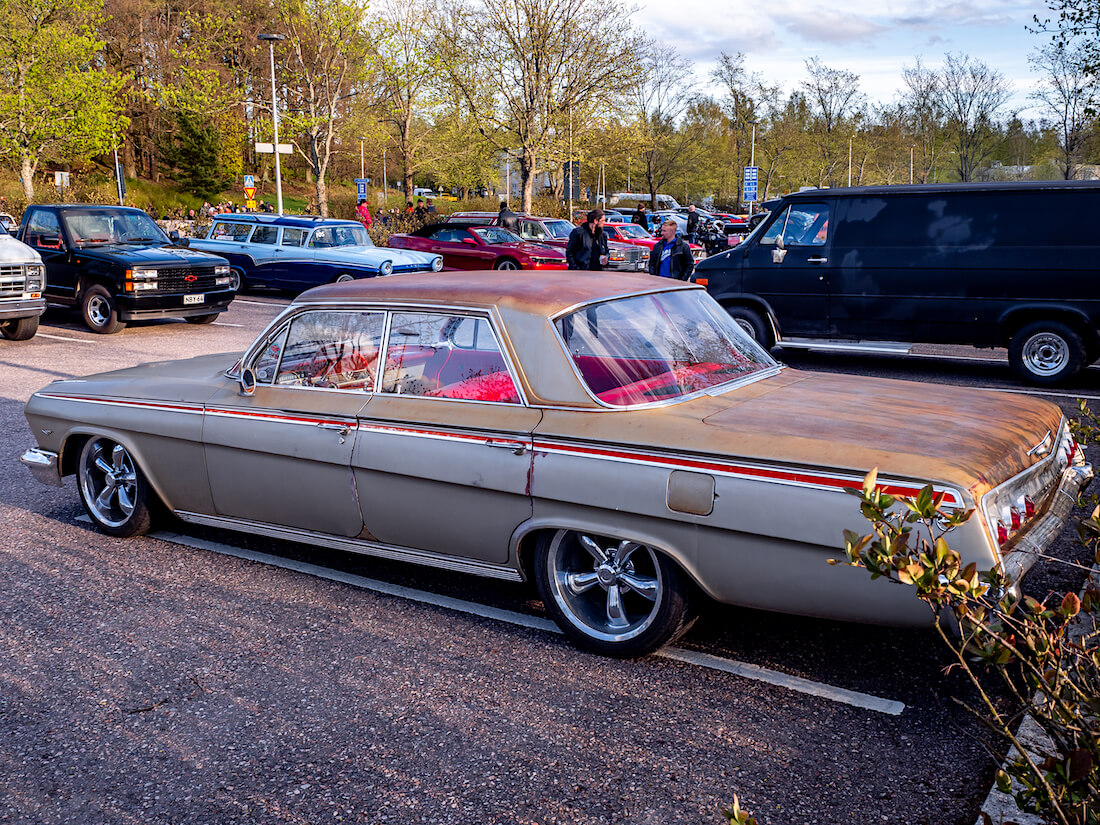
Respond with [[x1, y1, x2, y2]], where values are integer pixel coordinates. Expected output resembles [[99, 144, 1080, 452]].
[[693, 181, 1100, 384]]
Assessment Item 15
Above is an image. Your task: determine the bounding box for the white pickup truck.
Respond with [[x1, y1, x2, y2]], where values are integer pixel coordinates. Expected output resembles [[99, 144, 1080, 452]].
[[0, 222, 46, 340]]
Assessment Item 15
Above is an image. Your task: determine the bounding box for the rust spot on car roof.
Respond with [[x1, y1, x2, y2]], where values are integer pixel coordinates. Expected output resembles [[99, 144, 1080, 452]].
[[297, 270, 696, 316]]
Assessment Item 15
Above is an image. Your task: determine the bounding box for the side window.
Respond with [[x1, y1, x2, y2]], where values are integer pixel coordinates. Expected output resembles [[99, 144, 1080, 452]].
[[429, 227, 458, 242], [252, 324, 290, 384], [251, 225, 279, 245], [518, 220, 545, 240], [309, 228, 335, 248], [25, 210, 65, 250], [257, 311, 386, 390], [281, 228, 307, 247], [211, 221, 252, 242], [763, 203, 829, 247], [381, 312, 520, 403]]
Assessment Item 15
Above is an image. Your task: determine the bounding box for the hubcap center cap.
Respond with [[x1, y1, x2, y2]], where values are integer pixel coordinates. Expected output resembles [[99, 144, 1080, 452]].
[[596, 565, 618, 586]]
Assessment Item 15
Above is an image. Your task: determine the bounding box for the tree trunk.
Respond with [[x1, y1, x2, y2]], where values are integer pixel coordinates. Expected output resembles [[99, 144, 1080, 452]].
[[21, 155, 35, 202], [520, 147, 537, 213], [316, 174, 329, 218]]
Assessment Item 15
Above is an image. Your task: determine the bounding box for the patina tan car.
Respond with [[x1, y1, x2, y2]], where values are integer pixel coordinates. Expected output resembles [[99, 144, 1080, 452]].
[[20, 271, 1093, 656]]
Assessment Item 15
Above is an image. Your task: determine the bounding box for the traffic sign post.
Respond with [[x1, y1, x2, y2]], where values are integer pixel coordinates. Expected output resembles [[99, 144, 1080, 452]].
[[742, 166, 759, 205], [354, 178, 368, 201]]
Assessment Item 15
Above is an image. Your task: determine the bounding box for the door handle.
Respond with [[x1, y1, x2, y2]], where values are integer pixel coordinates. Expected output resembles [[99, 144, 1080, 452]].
[[486, 439, 527, 456], [316, 422, 350, 436], [808, 256, 828, 264]]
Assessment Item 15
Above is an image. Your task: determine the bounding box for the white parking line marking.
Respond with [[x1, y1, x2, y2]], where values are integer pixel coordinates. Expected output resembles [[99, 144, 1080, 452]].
[[232, 299, 289, 307], [36, 332, 95, 343], [212, 322, 244, 327], [139, 526, 905, 715], [973, 386, 1100, 402]]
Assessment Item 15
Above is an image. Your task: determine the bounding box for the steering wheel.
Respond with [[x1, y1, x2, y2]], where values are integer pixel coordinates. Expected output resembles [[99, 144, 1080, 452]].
[[308, 343, 343, 384]]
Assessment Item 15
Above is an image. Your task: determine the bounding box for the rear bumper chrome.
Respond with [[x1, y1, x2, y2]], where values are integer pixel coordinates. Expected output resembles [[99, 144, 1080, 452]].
[[1002, 461, 1093, 583], [20, 447, 63, 487]]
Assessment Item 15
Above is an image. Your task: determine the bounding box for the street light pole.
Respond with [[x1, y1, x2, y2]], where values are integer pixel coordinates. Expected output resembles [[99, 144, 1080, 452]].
[[848, 135, 853, 188], [258, 33, 286, 215], [910, 145, 915, 184], [359, 137, 366, 179]]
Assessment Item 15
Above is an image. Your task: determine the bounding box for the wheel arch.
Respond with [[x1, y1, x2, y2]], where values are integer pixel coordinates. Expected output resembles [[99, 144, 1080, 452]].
[[60, 427, 172, 512], [718, 296, 781, 345], [997, 305, 1098, 350]]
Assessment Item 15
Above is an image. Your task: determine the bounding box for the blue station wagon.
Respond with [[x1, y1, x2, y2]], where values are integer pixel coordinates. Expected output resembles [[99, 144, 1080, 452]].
[[188, 214, 443, 292]]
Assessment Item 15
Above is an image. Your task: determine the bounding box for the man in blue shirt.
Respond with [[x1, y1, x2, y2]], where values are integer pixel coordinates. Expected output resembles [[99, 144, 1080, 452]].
[[647, 220, 695, 280]]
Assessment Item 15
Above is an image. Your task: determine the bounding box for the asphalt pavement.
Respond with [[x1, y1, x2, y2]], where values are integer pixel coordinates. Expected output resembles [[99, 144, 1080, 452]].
[[1, 297, 1094, 824]]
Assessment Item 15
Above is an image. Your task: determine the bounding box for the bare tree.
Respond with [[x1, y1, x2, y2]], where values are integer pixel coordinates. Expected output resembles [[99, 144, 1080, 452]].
[[900, 57, 944, 183], [936, 52, 1012, 182], [710, 52, 776, 208], [441, 0, 636, 212], [801, 57, 865, 187], [278, 0, 372, 216], [630, 41, 698, 208], [1029, 43, 1094, 179]]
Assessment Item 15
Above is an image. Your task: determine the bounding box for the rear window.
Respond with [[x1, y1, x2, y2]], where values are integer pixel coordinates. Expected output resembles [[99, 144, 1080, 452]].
[[556, 290, 776, 407]]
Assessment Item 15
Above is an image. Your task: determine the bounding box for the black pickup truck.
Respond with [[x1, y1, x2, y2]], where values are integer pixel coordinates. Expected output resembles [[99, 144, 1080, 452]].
[[18, 204, 235, 333]]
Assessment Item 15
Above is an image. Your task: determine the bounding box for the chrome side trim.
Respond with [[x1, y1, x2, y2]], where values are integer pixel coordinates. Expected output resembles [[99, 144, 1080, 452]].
[[776, 338, 913, 355], [173, 511, 524, 582], [20, 447, 63, 487]]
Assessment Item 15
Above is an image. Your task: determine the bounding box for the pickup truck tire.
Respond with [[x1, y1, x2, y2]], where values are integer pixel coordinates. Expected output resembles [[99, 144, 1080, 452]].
[[1009, 320, 1086, 385], [81, 284, 126, 334], [184, 313, 220, 325], [0, 315, 39, 340]]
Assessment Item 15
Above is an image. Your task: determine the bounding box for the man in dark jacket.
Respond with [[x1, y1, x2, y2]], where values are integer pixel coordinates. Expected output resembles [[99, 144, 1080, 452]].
[[685, 204, 700, 242], [631, 203, 648, 229], [566, 209, 610, 270], [497, 201, 520, 233], [648, 219, 695, 280]]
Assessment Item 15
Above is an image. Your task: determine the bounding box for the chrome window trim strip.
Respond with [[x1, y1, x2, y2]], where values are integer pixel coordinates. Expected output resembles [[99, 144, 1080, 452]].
[[173, 511, 523, 582]]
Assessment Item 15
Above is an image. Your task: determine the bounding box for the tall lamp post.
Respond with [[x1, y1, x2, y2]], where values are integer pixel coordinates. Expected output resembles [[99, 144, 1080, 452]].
[[359, 136, 367, 179], [258, 33, 286, 215], [848, 134, 854, 188]]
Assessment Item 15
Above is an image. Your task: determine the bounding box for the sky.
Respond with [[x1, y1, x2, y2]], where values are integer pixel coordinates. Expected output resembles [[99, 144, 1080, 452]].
[[635, 0, 1056, 117]]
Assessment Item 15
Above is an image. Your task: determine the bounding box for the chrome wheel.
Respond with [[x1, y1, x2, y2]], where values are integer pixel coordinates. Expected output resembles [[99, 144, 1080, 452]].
[[494, 259, 519, 270], [229, 269, 242, 291], [77, 437, 154, 536], [733, 318, 757, 339], [335, 273, 355, 283], [546, 531, 664, 643], [1021, 331, 1069, 377], [86, 295, 111, 328]]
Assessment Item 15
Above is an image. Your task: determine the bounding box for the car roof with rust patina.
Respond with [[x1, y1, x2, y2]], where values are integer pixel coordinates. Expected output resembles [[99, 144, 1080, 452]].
[[296, 268, 694, 318]]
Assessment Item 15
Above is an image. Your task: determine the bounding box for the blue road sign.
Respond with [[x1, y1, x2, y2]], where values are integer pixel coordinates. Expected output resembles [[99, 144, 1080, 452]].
[[742, 166, 759, 202], [354, 178, 368, 200], [243, 174, 255, 189]]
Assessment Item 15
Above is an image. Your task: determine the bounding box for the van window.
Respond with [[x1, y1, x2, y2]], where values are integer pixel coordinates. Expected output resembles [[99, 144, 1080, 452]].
[[760, 203, 830, 247]]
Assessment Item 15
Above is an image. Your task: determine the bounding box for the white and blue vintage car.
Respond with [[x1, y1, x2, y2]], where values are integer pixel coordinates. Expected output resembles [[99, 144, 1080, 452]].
[[188, 214, 443, 292]]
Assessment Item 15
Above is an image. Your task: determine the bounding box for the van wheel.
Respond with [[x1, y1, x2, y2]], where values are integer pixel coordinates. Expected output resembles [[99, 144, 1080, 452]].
[[0, 315, 39, 340], [81, 284, 126, 334], [1009, 321, 1086, 385], [534, 529, 696, 658], [725, 307, 771, 347]]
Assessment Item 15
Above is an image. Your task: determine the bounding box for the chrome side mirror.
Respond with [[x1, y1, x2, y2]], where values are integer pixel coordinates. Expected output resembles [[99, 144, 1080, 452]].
[[239, 367, 257, 396], [772, 239, 787, 264]]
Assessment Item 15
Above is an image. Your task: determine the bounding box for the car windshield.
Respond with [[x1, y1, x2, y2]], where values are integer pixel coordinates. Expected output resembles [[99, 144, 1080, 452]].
[[610, 224, 650, 239], [543, 220, 573, 239], [308, 224, 374, 248], [556, 290, 777, 407], [61, 208, 168, 247], [471, 226, 521, 244]]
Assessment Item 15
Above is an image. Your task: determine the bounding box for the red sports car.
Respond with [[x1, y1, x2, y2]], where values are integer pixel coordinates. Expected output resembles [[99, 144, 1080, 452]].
[[603, 222, 707, 262], [388, 224, 567, 271]]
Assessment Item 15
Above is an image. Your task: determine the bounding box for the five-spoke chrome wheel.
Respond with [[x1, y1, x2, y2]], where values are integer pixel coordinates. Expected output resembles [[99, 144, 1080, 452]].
[[535, 529, 694, 657], [77, 437, 154, 537]]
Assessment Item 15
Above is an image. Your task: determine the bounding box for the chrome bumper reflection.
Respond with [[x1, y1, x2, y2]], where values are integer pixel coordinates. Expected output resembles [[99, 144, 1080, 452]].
[[1002, 462, 1093, 583], [20, 447, 63, 487]]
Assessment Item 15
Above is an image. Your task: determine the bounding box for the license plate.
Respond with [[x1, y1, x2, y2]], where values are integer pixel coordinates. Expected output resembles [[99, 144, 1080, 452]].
[[636, 261, 647, 270], [184, 294, 205, 305]]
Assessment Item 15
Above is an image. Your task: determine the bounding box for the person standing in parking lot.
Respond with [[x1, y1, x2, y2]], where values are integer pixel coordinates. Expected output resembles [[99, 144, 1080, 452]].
[[357, 199, 373, 227], [648, 219, 694, 280], [498, 201, 520, 233], [632, 203, 648, 229], [566, 209, 610, 270], [685, 204, 700, 242]]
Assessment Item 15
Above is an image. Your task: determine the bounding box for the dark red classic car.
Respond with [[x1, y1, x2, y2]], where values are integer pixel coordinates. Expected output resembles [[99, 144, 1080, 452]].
[[387, 223, 566, 271]]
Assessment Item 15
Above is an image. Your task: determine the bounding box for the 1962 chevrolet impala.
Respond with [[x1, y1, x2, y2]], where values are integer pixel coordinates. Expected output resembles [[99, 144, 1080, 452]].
[[20, 271, 1093, 656]]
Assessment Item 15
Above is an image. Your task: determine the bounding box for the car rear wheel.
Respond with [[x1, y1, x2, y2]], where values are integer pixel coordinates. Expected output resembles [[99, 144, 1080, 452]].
[[0, 315, 39, 340], [725, 306, 771, 347], [1009, 320, 1086, 385], [77, 437, 154, 537], [81, 284, 125, 334], [229, 268, 244, 292], [335, 273, 356, 283], [535, 529, 695, 657], [185, 313, 220, 324], [494, 258, 520, 270]]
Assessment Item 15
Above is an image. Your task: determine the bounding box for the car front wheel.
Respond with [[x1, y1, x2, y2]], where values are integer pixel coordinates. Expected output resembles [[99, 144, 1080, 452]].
[[535, 529, 695, 657], [81, 284, 125, 334], [0, 315, 39, 340], [1009, 320, 1086, 385], [77, 437, 155, 537], [494, 258, 520, 270]]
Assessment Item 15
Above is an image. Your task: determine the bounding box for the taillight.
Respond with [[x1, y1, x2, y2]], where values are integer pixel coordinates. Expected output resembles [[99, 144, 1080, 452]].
[[1024, 495, 1035, 517], [1010, 507, 1022, 530], [996, 521, 1009, 545]]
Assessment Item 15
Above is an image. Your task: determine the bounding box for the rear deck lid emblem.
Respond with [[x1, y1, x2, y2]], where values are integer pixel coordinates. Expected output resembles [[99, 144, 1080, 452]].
[[1026, 430, 1053, 458]]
